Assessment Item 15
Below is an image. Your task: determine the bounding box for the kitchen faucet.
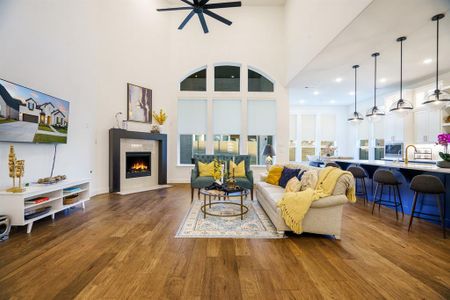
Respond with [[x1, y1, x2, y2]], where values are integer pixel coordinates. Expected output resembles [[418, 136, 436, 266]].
[[404, 145, 417, 164]]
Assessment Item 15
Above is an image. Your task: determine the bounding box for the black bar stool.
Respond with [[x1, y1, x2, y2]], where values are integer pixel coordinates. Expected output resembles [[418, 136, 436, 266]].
[[408, 175, 446, 238], [372, 169, 404, 220], [347, 166, 368, 205], [325, 162, 341, 169]]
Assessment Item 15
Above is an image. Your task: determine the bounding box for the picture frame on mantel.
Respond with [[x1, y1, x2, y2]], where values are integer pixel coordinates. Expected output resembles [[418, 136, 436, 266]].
[[127, 83, 152, 123]]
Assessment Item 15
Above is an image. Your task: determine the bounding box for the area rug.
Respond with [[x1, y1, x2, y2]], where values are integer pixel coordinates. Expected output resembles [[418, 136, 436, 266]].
[[175, 198, 284, 239]]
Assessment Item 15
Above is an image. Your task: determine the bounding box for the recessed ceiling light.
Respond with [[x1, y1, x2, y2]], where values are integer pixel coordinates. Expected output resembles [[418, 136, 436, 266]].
[[329, 100, 336, 104], [349, 91, 355, 96], [335, 77, 343, 83], [313, 91, 319, 95], [423, 58, 433, 64], [299, 100, 305, 104], [380, 78, 387, 83]]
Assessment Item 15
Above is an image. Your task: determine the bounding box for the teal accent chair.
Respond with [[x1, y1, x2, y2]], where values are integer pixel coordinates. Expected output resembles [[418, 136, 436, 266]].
[[191, 154, 254, 202]]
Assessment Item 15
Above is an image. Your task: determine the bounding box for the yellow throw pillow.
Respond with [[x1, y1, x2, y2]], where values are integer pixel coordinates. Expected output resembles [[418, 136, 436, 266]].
[[285, 177, 302, 192], [265, 165, 284, 185], [198, 161, 215, 177], [229, 160, 246, 177]]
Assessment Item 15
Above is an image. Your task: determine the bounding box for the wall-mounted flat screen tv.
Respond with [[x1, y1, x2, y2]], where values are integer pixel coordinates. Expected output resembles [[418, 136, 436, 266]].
[[0, 78, 70, 144]]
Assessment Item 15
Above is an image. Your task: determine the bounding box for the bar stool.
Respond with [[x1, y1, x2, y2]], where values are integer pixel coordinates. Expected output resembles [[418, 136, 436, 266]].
[[372, 169, 404, 220], [325, 162, 341, 169], [347, 166, 368, 205], [408, 175, 446, 238], [0, 215, 11, 241]]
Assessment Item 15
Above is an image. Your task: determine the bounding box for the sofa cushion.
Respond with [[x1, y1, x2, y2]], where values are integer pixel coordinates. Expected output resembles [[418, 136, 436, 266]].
[[235, 177, 253, 189], [279, 167, 301, 188], [300, 170, 319, 191], [285, 177, 302, 192], [192, 176, 215, 188], [229, 160, 246, 177], [265, 165, 284, 185]]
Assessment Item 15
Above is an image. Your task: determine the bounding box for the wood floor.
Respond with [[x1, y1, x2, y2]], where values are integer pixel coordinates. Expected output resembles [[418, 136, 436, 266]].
[[0, 184, 449, 299]]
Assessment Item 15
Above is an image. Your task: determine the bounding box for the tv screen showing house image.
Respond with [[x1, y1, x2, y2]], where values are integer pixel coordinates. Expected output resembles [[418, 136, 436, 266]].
[[0, 78, 69, 144]]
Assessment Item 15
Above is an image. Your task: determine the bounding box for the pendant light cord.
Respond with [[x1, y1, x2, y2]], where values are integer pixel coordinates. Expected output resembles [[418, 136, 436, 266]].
[[436, 16, 440, 91], [400, 39, 403, 100], [374, 55, 377, 107], [354, 66, 357, 112]]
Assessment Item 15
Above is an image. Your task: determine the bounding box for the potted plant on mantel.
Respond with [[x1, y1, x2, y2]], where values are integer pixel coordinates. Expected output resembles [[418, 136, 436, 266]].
[[437, 133, 450, 168], [151, 109, 168, 134]]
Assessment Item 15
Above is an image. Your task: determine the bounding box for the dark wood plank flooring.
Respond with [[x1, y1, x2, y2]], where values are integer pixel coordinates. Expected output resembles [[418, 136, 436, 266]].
[[0, 184, 449, 299]]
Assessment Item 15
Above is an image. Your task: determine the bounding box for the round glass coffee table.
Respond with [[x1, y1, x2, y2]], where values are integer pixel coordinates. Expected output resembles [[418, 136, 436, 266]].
[[199, 188, 249, 220]]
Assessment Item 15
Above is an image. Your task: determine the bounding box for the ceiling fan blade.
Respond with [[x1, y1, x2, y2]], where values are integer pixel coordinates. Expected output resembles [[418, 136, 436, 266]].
[[204, 1, 241, 9], [203, 9, 232, 26], [197, 12, 209, 33], [180, 0, 195, 6], [178, 10, 196, 29], [199, 0, 210, 5], [157, 7, 193, 11]]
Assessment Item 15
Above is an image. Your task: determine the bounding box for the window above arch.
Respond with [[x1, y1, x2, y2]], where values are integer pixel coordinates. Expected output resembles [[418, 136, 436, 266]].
[[180, 68, 207, 91], [248, 69, 274, 92], [215, 65, 240, 92]]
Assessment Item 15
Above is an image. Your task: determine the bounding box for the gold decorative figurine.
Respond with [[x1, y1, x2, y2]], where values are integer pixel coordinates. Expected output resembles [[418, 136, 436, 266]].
[[6, 145, 25, 193]]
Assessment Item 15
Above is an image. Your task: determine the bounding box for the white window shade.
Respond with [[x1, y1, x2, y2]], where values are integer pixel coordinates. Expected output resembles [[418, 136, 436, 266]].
[[301, 114, 316, 141], [248, 100, 276, 135], [319, 114, 336, 141], [178, 99, 207, 134], [213, 100, 241, 134], [289, 114, 297, 141]]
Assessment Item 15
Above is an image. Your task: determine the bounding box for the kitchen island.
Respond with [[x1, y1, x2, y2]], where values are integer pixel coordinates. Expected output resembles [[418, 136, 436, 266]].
[[334, 159, 449, 228]]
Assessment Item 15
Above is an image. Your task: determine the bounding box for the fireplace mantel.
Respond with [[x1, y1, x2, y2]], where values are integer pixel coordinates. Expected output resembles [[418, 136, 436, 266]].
[[109, 129, 167, 193]]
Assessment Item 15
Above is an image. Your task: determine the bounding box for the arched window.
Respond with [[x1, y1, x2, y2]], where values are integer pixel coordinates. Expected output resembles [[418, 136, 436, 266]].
[[214, 65, 240, 92], [178, 64, 277, 166], [248, 69, 274, 92], [180, 68, 207, 91]]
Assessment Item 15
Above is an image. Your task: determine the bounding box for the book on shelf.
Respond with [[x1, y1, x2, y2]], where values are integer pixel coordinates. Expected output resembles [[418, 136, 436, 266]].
[[25, 197, 50, 205]]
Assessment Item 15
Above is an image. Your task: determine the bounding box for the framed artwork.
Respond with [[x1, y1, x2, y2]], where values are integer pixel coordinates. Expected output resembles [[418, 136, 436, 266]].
[[127, 83, 152, 123]]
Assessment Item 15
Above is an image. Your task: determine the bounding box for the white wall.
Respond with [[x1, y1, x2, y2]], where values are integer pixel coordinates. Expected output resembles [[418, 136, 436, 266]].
[[0, 0, 97, 189], [0, 1, 289, 194]]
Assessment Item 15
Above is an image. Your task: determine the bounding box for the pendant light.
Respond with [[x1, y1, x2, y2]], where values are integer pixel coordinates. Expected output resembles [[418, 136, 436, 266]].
[[366, 52, 385, 122], [347, 65, 364, 124], [390, 36, 414, 114], [423, 13, 450, 108]]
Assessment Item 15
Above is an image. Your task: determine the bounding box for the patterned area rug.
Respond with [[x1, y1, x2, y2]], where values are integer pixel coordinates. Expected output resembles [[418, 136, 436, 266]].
[[176, 198, 284, 239]]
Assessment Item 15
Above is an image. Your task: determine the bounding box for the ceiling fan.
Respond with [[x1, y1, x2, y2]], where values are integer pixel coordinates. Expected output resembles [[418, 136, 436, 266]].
[[157, 0, 242, 34]]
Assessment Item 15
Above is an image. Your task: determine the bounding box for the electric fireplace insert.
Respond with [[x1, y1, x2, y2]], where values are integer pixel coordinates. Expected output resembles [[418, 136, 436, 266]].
[[126, 152, 151, 178]]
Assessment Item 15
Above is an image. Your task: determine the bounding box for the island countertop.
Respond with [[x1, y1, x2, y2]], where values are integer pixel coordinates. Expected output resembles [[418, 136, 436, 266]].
[[334, 159, 450, 174]]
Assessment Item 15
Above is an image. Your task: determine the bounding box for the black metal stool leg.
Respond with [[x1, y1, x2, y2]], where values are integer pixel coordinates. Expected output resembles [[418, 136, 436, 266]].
[[436, 194, 446, 238], [408, 192, 419, 231], [396, 185, 404, 216], [372, 183, 379, 215], [362, 178, 368, 206], [392, 185, 399, 220]]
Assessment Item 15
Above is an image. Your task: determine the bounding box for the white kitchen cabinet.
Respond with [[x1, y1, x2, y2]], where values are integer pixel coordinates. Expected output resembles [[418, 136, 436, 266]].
[[384, 114, 405, 143], [414, 109, 441, 144]]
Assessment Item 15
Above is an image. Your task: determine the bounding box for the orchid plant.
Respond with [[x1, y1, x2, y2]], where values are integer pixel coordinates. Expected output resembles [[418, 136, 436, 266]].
[[437, 133, 450, 162]]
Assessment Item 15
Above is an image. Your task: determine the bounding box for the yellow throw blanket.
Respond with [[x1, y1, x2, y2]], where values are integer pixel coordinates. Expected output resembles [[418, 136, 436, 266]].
[[277, 167, 356, 234]]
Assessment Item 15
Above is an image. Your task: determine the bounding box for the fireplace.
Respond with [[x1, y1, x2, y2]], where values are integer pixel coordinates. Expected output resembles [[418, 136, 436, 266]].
[[126, 152, 151, 178]]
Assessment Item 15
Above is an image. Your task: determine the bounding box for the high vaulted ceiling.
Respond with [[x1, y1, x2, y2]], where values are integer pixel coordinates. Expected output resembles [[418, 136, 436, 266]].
[[289, 0, 450, 106]]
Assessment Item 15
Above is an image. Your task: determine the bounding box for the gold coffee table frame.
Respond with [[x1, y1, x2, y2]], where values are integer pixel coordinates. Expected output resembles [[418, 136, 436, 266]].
[[199, 188, 249, 220]]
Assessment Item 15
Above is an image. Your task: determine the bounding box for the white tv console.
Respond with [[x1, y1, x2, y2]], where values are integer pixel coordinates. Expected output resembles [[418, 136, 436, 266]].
[[0, 179, 90, 233]]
